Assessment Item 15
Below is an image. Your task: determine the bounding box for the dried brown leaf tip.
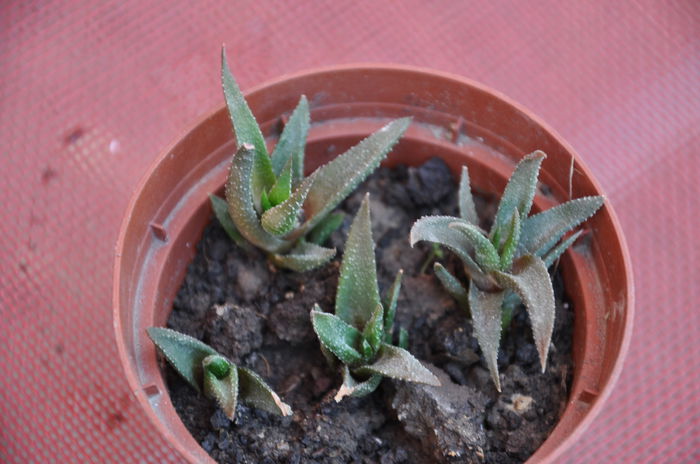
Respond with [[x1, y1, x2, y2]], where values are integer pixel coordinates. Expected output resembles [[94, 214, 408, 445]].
[[211, 47, 411, 272], [410, 152, 604, 390], [311, 195, 440, 402], [147, 327, 291, 420]]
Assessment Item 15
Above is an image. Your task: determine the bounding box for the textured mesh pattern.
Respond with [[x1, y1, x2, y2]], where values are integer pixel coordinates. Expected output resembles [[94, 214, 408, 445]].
[[1, 1, 698, 462]]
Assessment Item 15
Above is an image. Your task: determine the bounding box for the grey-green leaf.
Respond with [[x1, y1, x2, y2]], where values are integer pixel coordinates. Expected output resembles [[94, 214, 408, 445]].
[[410, 216, 483, 277], [363, 303, 384, 355], [307, 212, 345, 246], [221, 48, 275, 202], [271, 95, 309, 183], [449, 221, 500, 272], [398, 328, 409, 350], [542, 230, 583, 268], [310, 306, 364, 365], [335, 195, 381, 328], [271, 240, 336, 272], [261, 175, 314, 236], [203, 356, 239, 420], [493, 255, 555, 373], [238, 367, 292, 416], [459, 165, 479, 224], [433, 263, 468, 309], [468, 283, 505, 392], [519, 196, 604, 256], [499, 210, 521, 271], [209, 194, 247, 247], [225, 145, 285, 252], [334, 365, 382, 401], [301, 118, 411, 232], [146, 327, 217, 392], [492, 151, 545, 238], [354, 344, 440, 386], [383, 270, 403, 343]]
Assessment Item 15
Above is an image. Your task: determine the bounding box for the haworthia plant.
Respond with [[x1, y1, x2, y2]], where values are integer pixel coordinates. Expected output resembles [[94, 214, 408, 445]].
[[211, 47, 411, 271], [147, 327, 292, 420], [410, 152, 604, 391], [310, 195, 440, 401]]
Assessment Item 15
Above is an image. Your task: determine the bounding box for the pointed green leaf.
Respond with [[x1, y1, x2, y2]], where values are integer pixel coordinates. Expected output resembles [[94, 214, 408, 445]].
[[209, 194, 247, 247], [459, 165, 479, 224], [499, 210, 521, 271], [354, 344, 440, 386], [519, 196, 604, 256], [272, 240, 336, 272], [267, 158, 293, 206], [310, 306, 364, 365], [449, 221, 500, 272], [398, 328, 409, 350], [543, 230, 583, 267], [307, 212, 345, 246], [410, 216, 483, 277], [260, 189, 273, 212], [433, 263, 468, 309], [260, 175, 314, 236], [146, 327, 217, 392], [383, 270, 403, 343], [238, 367, 292, 416], [301, 118, 411, 232], [493, 255, 555, 373], [271, 95, 309, 183], [468, 283, 505, 392], [203, 356, 239, 420], [225, 145, 285, 252], [363, 303, 384, 355], [221, 48, 275, 202], [334, 365, 382, 401], [335, 195, 381, 328], [492, 151, 545, 237]]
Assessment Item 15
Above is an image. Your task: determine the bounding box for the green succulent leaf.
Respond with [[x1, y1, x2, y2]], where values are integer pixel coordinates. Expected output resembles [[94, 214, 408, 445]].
[[543, 230, 583, 267], [383, 270, 404, 344], [335, 365, 382, 402], [267, 157, 294, 207], [363, 303, 385, 355], [261, 175, 314, 236], [204, 354, 232, 379], [146, 327, 217, 392], [468, 283, 505, 392], [449, 221, 500, 272], [499, 210, 521, 271], [492, 151, 545, 241], [310, 306, 364, 365], [203, 356, 239, 420], [301, 118, 411, 232], [493, 255, 555, 373], [209, 194, 247, 247], [260, 189, 273, 212], [410, 216, 483, 277], [519, 196, 604, 256], [307, 212, 345, 246], [433, 263, 468, 309], [225, 145, 285, 252], [458, 165, 479, 224], [271, 240, 336, 272], [398, 328, 409, 350], [238, 367, 292, 416], [221, 48, 275, 202], [335, 195, 381, 328], [271, 95, 309, 183], [354, 344, 440, 386]]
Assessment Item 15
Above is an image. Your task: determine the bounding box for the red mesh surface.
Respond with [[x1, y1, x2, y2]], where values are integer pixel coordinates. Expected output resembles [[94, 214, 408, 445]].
[[1, 1, 698, 462]]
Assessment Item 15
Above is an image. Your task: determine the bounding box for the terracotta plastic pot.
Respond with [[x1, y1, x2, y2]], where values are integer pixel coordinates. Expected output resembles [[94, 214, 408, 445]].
[[114, 65, 633, 463]]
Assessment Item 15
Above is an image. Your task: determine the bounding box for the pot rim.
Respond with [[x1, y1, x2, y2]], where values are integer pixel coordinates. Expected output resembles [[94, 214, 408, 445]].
[[114, 63, 634, 464]]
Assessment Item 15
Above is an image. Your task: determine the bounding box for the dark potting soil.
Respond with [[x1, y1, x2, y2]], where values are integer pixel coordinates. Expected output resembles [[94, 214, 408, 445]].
[[166, 158, 574, 464]]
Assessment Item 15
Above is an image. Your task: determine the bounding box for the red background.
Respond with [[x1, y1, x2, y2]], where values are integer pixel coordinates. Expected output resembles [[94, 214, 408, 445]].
[[1, 1, 698, 462]]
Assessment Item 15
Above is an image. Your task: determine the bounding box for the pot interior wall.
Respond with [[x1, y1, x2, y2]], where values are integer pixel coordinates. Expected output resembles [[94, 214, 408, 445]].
[[115, 66, 632, 464]]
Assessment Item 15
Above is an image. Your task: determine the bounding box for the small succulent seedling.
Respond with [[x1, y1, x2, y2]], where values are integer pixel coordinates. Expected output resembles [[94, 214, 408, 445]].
[[310, 195, 440, 401], [211, 48, 411, 272], [147, 327, 292, 420], [410, 151, 604, 391]]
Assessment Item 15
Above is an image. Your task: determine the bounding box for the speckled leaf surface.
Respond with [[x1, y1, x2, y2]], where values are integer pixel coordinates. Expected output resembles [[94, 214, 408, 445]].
[[270, 95, 309, 183], [492, 151, 544, 237], [354, 344, 440, 386], [334, 365, 382, 401], [238, 367, 292, 416], [468, 283, 505, 391], [382, 270, 403, 343], [203, 357, 239, 420], [271, 240, 336, 272], [449, 221, 500, 272], [543, 230, 583, 267], [499, 210, 521, 270], [310, 306, 364, 365], [260, 175, 314, 236], [433, 263, 468, 309], [410, 216, 482, 276], [458, 165, 479, 224]]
